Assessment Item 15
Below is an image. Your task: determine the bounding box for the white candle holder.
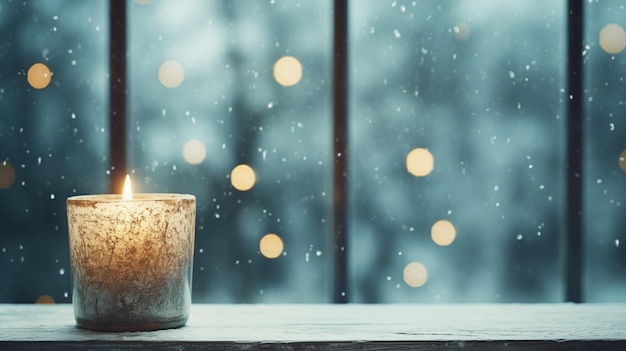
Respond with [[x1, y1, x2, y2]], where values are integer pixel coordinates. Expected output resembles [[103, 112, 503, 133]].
[[67, 194, 195, 331]]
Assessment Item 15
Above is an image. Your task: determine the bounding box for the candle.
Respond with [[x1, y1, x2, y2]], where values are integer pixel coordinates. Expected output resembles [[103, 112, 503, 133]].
[[66, 175, 195, 331]]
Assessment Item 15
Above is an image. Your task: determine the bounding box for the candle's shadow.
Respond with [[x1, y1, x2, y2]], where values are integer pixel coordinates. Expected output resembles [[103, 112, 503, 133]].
[[69, 323, 189, 340]]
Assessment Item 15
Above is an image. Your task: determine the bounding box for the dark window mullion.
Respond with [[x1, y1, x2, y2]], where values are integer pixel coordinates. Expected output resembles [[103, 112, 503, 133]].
[[332, 0, 349, 303], [565, 0, 584, 303], [109, 0, 127, 193]]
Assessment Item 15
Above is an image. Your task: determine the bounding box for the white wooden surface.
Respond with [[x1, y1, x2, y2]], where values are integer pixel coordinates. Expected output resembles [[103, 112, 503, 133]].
[[1, 304, 625, 349]]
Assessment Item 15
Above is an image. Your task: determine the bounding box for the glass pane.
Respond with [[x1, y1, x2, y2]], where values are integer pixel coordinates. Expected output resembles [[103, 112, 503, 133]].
[[584, 1, 626, 302], [0, 1, 108, 303], [128, 0, 332, 302], [6, 0, 623, 305], [349, 1, 566, 302]]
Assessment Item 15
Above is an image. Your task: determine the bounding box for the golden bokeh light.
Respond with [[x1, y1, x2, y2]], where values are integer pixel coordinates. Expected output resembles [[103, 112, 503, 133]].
[[403, 262, 428, 288], [231, 164, 256, 191], [27, 63, 52, 89], [453, 22, 471, 41], [273, 56, 303, 87], [182, 139, 207, 165], [431, 220, 457, 246], [158, 60, 185, 88], [0, 161, 16, 189], [35, 294, 55, 304], [406, 148, 434, 177], [619, 149, 626, 173], [260, 233, 284, 259], [599, 23, 626, 54]]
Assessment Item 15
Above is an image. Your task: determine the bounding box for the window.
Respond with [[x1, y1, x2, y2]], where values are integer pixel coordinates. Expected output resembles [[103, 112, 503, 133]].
[[1, 0, 624, 304]]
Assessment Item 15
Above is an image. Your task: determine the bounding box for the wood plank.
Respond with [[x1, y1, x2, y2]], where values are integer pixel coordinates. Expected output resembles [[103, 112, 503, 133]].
[[1, 304, 625, 350]]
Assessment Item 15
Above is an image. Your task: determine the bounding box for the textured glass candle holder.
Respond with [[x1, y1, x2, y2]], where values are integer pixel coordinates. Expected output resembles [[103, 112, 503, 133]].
[[67, 194, 195, 331]]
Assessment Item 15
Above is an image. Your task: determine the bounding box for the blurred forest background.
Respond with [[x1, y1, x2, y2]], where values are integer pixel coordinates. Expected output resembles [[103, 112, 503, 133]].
[[1, 0, 625, 303]]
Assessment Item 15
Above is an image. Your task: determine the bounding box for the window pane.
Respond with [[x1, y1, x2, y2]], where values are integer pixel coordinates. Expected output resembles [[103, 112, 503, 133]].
[[0, 1, 108, 302], [128, 0, 332, 302], [584, 1, 626, 302], [4, 0, 624, 305], [349, 1, 566, 302]]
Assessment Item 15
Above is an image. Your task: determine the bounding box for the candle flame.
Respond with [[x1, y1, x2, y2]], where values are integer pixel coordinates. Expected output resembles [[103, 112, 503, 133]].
[[122, 174, 133, 200]]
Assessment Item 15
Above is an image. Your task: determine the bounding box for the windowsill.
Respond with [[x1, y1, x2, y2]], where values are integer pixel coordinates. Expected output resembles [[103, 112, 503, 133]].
[[1, 303, 625, 350]]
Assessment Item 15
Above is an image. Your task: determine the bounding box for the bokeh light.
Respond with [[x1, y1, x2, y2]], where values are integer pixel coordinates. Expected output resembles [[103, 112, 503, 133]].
[[403, 262, 428, 288], [231, 164, 256, 191], [182, 139, 207, 165], [273, 56, 303, 87], [431, 220, 457, 246], [453, 22, 471, 41], [35, 294, 55, 304], [260, 233, 284, 259], [158, 60, 185, 88], [599, 23, 626, 54], [27, 63, 52, 89], [619, 149, 626, 173], [406, 148, 434, 177], [0, 161, 16, 189]]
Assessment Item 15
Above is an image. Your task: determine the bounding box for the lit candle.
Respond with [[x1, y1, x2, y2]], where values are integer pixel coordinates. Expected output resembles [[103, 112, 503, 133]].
[[66, 175, 195, 331]]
